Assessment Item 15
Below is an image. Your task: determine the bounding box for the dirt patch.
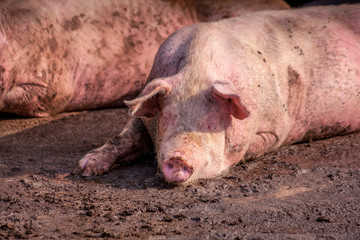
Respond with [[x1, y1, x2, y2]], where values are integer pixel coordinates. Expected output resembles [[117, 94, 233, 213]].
[[0, 108, 359, 239]]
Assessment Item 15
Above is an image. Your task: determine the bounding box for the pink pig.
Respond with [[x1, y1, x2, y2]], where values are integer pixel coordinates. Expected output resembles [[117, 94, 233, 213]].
[[0, 0, 289, 117], [76, 4, 360, 184]]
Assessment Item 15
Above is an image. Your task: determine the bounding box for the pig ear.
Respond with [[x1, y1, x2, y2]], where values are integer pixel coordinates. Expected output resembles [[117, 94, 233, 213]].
[[211, 82, 250, 120], [124, 79, 172, 118]]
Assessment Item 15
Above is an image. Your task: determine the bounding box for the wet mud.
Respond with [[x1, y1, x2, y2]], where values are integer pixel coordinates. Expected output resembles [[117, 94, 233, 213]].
[[0, 108, 359, 239]]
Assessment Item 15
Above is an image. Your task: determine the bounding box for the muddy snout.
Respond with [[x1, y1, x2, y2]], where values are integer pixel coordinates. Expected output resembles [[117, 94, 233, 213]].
[[162, 157, 193, 183]]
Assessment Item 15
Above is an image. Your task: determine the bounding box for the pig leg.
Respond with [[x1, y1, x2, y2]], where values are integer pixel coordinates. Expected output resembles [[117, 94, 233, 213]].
[[74, 117, 152, 176]]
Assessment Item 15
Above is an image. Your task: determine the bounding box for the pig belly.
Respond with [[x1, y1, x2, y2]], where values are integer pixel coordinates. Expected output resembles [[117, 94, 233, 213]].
[[0, 0, 194, 116]]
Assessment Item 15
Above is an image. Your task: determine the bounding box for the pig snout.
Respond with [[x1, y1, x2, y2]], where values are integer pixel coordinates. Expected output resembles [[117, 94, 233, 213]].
[[162, 156, 194, 183]]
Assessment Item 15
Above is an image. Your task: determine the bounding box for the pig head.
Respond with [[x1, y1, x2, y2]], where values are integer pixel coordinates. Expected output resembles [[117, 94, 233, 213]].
[[125, 77, 250, 183]]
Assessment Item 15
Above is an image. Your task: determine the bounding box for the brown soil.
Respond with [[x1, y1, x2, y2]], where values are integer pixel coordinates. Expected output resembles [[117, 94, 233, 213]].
[[0, 108, 359, 239]]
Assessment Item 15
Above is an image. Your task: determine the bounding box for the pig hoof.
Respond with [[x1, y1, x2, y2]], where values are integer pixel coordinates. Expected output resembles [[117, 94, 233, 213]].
[[74, 154, 111, 176], [162, 157, 193, 183]]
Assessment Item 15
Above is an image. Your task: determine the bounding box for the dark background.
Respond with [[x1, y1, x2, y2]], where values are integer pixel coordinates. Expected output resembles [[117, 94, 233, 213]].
[[287, 0, 360, 7]]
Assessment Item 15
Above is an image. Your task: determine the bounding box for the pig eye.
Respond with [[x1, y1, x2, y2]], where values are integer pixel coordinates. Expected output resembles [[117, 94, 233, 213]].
[[208, 122, 220, 132]]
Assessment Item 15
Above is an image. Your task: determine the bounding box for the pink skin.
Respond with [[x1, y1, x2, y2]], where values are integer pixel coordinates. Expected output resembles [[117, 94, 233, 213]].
[[0, 0, 289, 117], [76, 5, 360, 184]]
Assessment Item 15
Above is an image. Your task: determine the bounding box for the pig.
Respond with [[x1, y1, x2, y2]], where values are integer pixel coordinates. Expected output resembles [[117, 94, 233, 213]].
[[75, 4, 360, 184], [0, 0, 289, 117]]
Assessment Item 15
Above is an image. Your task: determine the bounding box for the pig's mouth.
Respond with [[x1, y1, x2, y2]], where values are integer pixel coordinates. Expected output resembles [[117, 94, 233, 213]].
[[161, 156, 194, 184]]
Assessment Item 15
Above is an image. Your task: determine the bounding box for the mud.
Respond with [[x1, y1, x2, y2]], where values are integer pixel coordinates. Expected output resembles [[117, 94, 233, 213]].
[[0, 108, 359, 239]]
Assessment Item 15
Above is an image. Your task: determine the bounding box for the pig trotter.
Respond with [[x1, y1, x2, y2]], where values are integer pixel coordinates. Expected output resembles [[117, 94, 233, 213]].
[[74, 117, 152, 176]]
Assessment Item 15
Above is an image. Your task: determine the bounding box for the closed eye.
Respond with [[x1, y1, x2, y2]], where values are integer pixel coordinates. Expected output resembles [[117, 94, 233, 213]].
[[208, 122, 220, 132]]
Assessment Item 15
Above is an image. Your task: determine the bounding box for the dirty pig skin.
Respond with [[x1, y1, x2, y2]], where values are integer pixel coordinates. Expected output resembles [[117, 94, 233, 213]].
[[75, 4, 360, 184], [0, 0, 289, 117]]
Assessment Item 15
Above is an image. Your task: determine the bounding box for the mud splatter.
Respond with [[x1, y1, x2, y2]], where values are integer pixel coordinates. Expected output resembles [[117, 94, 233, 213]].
[[287, 65, 304, 118], [63, 15, 82, 31], [47, 36, 58, 52], [0, 65, 5, 92]]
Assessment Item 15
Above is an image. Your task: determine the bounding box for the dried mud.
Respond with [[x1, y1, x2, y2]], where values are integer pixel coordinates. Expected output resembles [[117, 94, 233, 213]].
[[0, 108, 359, 239]]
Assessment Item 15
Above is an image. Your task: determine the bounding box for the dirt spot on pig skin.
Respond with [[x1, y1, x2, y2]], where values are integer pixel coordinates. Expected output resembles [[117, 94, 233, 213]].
[[288, 66, 300, 86], [47, 37, 58, 52], [287, 65, 304, 117], [63, 15, 82, 31], [8, 8, 31, 17], [0, 109, 360, 239], [0, 65, 5, 92]]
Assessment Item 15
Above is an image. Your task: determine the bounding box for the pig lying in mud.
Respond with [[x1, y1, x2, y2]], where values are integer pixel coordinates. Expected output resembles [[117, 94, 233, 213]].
[[76, 4, 360, 184], [0, 0, 289, 117]]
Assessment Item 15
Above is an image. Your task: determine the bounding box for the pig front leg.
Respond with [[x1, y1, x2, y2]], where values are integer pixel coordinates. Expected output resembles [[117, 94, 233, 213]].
[[74, 117, 153, 176]]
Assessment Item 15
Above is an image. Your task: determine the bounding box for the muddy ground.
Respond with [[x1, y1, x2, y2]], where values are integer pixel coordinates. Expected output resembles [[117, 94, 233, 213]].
[[0, 108, 359, 239]]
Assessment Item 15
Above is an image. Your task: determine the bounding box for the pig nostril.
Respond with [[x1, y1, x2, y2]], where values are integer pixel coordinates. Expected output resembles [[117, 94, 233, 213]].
[[167, 163, 173, 169], [183, 166, 188, 171]]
